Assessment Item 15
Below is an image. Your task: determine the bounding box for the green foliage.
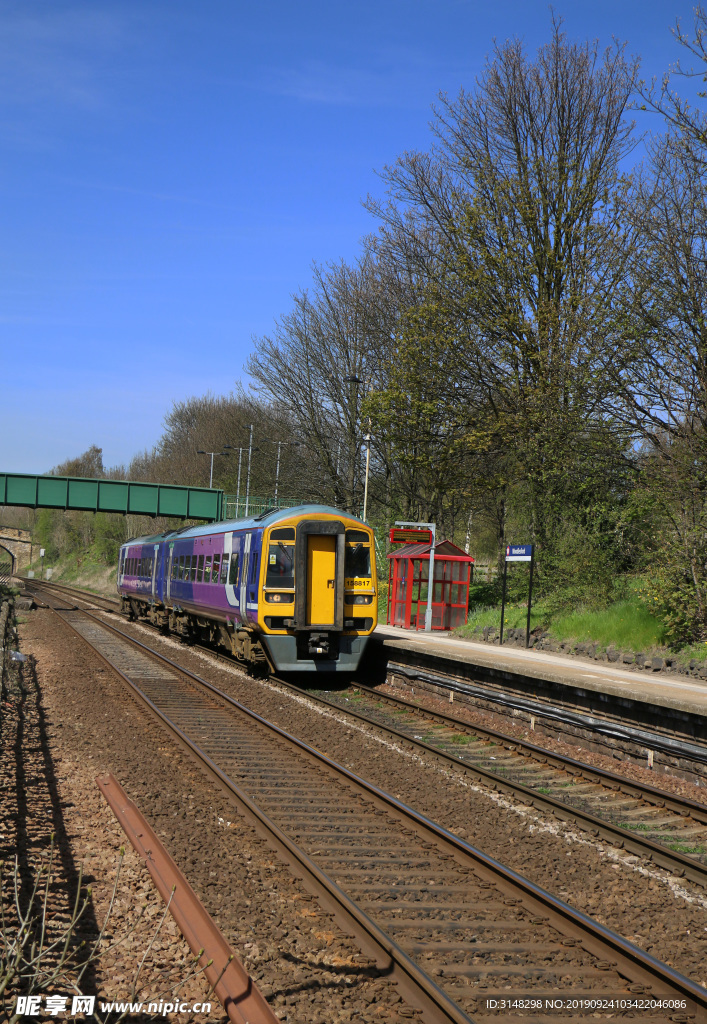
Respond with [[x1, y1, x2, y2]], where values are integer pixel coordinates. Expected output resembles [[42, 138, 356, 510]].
[[537, 520, 619, 617], [93, 513, 126, 565], [551, 599, 666, 651], [459, 590, 665, 653]]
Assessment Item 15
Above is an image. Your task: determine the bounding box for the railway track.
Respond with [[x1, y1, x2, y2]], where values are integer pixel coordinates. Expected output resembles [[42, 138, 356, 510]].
[[23, 577, 119, 612], [26, 585, 707, 1022], [292, 683, 707, 886], [26, 581, 707, 883]]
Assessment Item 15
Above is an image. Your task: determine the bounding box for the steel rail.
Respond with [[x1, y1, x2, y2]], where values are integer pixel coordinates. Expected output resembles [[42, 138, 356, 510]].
[[28, 581, 707, 881], [389, 661, 707, 767], [23, 577, 119, 611], [261, 676, 707, 887], [42, 603, 707, 1018], [97, 773, 279, 1024], [50, 606, 471, 1024], [350, 683, 707, 821]]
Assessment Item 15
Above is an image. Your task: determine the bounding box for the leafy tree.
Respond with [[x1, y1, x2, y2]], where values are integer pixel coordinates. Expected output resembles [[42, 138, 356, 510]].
[[368, 20, 638, 573]]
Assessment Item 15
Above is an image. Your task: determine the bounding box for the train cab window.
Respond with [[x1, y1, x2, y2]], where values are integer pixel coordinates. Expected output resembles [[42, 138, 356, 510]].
[[212, 554, 220, 582], [270, 527, 295, 540], [265, 541, 294, 588], [229, 553, 239, 586], [250, 553, 258, 584], [204, 556, 212, 581], [197, 555, 204, 581], [345, 531, 371, 578], [220, 554, 229, 584]]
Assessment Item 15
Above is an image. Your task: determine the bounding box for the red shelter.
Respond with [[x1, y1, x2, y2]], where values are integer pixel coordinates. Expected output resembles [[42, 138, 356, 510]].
[[386, 540, 474, 631]]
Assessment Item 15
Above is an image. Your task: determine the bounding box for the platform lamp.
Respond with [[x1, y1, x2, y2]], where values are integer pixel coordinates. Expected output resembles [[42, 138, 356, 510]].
[[223, 425, 253, 515], [223, 445, 246, 516], [343, 375, 372, 522], [196, 448, 230, 489], [260, 439, 302, 506]]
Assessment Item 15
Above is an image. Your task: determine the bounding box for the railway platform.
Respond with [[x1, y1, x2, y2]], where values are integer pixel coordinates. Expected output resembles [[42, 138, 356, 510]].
[[367, 624, 707, 781], [374, 623, 707, 717]]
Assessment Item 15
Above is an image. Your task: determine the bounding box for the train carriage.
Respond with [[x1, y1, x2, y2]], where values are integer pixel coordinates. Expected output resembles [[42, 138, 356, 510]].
[[117, 505, 377, 673]]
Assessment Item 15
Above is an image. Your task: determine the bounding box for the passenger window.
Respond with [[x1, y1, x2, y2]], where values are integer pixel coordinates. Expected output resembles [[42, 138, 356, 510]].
[[212, 554, 220, 582], [229, 554, 239, 586], [204, 556, 212, 581], [191, 555, 197, 581], [220, 554, 229, 584], [250, 554, 258, 584], [197, 555, 204, 581]]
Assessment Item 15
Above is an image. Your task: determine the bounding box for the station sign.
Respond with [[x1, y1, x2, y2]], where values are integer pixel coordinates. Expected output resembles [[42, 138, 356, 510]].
[[506, 544, 532, 562], [389, 527, 433, 545]]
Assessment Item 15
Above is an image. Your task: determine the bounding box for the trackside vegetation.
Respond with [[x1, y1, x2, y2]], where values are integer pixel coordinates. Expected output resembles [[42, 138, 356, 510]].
[[6, 14, 707, 654]]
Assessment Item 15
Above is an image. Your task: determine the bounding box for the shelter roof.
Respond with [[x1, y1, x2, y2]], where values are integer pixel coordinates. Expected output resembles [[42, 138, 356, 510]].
[[387, 539, 474, 561]]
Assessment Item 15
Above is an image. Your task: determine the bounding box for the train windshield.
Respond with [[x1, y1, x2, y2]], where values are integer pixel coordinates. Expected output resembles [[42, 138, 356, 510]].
[[266, 542, 294, 588], [345, 532, 371, 579]]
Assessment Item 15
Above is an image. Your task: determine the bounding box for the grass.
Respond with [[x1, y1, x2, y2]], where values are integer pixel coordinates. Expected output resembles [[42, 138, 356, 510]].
[[26, 551, 117, 599], [551, 600, 666, 651], [455, 588, 667, 655]]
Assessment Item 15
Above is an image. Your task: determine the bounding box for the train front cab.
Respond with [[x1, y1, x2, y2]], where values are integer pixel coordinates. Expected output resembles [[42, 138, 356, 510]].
[[259, 513, 376, 672]]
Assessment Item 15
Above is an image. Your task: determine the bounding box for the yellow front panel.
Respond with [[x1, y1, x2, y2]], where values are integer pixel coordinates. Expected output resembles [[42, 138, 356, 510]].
[[307, 535, 336, 625]]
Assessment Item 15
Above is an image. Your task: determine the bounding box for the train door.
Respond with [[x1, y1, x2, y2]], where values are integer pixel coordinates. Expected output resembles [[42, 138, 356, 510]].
[[240, 532, 252, 622], [151, 544, 160, 602], [224, 532, 240, 610], [293, 522, 345, 630], [166, 543, 174, 602], [306, 536, 336, 625]]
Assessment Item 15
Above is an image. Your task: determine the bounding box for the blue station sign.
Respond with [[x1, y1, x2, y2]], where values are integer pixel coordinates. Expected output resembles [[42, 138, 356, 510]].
[[506, 544, 533, 562]]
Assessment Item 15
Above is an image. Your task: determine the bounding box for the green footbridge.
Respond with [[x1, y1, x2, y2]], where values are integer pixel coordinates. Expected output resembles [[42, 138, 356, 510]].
[[0, 473, 224, 522]]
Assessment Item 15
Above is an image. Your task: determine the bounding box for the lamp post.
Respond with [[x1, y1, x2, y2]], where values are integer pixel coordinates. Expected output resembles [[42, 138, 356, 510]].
[[196, 448, 230, 489], [224, 425, 254, 516], [343, 375, 372, 521], [245, 424, 253, 515], [223, 445, 246, 516]]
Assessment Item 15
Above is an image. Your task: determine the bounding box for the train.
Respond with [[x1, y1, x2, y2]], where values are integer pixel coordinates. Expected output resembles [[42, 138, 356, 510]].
[[117, 504, 377, 673]]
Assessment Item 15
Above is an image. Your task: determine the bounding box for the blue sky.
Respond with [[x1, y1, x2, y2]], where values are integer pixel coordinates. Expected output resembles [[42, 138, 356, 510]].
[[0, 0, 699, 473]]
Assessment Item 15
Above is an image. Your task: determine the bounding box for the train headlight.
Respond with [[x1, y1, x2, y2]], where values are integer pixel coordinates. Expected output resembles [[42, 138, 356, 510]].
[[346, 593, 373, 605], [265, 592, 293, 603]]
